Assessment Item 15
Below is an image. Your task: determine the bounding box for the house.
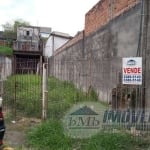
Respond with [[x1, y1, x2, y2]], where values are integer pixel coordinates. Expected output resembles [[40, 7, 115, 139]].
[[44, 31, 72, 57], [13, 26, 51, 74]]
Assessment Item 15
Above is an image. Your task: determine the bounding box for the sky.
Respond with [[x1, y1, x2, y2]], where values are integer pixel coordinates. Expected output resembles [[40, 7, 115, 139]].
[[0, 0, 100, 36]]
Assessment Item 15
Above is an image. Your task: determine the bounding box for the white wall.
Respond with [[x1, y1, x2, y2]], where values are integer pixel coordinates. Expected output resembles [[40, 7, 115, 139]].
[[0, 56, 12, 80], [17, 27, 39, 42], [44, 35, 69, 57]]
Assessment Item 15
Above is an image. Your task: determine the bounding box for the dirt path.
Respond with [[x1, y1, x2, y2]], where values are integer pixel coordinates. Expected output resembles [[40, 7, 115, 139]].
[[4, 118, 41, 149]]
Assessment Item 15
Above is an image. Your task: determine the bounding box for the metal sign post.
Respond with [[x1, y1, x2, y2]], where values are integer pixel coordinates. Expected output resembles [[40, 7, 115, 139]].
[[42, 63, 48, 120]]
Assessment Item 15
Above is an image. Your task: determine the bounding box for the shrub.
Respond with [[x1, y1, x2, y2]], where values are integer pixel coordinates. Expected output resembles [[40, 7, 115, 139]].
[[0, 45, 13, 56]]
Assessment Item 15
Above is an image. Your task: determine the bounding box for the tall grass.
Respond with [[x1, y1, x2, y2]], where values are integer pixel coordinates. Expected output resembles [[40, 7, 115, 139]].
[[26, 76, 150, 150], [3, 75, 150, 149], [47, 77, 100, 119], [27, 120, 72, 150], [3, 75, 42, 117], [27, 121, 149, 150], [3, 75, 100, 118]]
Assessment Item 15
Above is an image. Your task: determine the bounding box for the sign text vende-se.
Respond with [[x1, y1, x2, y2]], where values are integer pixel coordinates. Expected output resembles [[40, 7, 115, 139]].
[[123, 67, 141, 74], [122, 57, 142, 85]]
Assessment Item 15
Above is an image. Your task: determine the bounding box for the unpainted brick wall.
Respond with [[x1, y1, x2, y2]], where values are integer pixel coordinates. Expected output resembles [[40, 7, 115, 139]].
[[54, 0, 139, 54], [0, 40, 7, 46], [85, 0, 140, 36]]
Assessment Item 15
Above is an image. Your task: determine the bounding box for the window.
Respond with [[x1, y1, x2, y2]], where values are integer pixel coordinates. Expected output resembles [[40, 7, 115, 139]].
[[26, 31, 30, 36]]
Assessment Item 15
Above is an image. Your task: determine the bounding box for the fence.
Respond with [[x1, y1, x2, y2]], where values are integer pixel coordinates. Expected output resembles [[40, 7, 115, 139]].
[[0, 56, 150, 140], [48, 57, 146, 110], [46, 57, 150, 142], [0, 57, 42, 120]]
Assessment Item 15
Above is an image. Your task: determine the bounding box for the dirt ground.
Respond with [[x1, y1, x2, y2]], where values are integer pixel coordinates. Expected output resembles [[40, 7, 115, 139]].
[[3, 117, 41, 149]]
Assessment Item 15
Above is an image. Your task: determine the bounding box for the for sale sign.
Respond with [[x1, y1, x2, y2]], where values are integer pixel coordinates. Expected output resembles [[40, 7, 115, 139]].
[[122, 57, 142, 85]]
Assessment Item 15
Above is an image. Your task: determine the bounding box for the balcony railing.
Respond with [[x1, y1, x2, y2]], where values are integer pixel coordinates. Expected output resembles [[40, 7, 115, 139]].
[[13, 41, 43, 52]]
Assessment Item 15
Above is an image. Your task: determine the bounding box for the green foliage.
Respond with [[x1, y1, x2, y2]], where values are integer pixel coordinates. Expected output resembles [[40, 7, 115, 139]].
[[4, 75, 148, 150], [3, 75, 42, 117], [47, 78, 99, 119], [2, 19, 30, 40], [13, 19, 30, 32], [0, 45, 13, 55], [27, 120, 72, 150], [27, 120, 150, 150], [3, 75, 99, 118], [80, 132, 137, 150], [87, 86, 99, 101]]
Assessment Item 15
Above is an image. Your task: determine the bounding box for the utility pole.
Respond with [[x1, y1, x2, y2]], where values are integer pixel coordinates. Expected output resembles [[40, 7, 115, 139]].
[[143, 0, 149, 109], [138, 0, 149, 109]]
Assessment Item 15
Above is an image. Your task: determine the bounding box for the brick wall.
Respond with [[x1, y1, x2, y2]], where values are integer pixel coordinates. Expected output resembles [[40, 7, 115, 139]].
[[54, 0, 140, 55], [0, 40, 7, 46], [85, 0, 140, 36]]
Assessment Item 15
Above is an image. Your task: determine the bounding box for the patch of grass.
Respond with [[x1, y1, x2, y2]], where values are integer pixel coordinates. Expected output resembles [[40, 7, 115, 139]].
[[27, 120, 150, 150], [3, 75, 42, 117], [3, 75, 150, 149], [47, 78, 99, 119], [81, 132, 137, 150], [0, 45, 13, 56], [3, 75, 101, 118], [27, 120, 72, 150]]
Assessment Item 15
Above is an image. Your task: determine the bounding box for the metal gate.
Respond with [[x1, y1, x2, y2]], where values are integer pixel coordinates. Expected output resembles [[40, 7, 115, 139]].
[[1, 57, 42, 120]]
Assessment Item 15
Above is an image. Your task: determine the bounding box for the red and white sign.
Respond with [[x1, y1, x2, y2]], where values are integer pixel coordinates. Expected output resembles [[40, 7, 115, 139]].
[[122, 57, 142, 85]]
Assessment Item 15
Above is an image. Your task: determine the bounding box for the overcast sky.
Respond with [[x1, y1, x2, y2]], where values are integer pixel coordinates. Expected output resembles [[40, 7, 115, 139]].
[[0, 0, 100, 36]]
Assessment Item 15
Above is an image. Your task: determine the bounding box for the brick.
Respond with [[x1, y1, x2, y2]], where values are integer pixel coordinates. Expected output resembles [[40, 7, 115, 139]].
[[85, 0, 140, 36]]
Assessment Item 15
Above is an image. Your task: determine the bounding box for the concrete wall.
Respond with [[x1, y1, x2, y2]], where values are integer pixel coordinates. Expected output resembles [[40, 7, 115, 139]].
[[49, 2, 141, 103], [84, 4, 141, 102], [44, 35, 70, 57], [0, 56, 12, 80], [17, 26, 39, 42]]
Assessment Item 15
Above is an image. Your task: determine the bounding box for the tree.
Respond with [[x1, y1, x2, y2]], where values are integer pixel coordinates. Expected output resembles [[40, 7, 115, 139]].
[[2, 19, 30, 40]]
